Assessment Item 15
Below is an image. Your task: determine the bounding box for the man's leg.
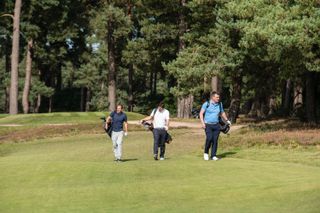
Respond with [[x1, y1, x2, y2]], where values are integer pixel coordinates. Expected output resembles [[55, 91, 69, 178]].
[[211, 124, 220, 159], [204, 124, 214, 155], [111, 131, 118, 159], [153, 129, 160, 159], [159, 130, 166, 159], [115, 131, 124, 160]]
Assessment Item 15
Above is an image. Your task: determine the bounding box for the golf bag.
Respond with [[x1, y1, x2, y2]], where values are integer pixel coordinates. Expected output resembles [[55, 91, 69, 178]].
[[141, 120, 172, 144], [100, 117, 112, 138]]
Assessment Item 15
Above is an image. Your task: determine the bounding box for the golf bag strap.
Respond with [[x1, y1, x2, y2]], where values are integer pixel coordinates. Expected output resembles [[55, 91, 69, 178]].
[[151, 108, 157, 117]]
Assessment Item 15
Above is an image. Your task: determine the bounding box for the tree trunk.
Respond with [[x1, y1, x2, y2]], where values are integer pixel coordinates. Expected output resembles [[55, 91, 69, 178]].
[[22, 39, 33, 114], [48, 97, 52, 113], [34, 94, 41, 113], [176, 0, 193, 118], [228, 72, 242, 123], [85, 88, 91, 112], [5, 87, 10, 113], [9, 0, 22, 114], [127, 1, 134, 112], [248, 99, 260, 118], [177, 95, 193, 118], [259, 101, 268, 118], [283, 79, 292, 115], [128, 64, 134, 111], [5, 35, 11, 113], [305, 72, 316, 123], [211, 76, 222, 94], [293, 80, 303, 117], [268, 95, 276, 116], [107, 19, 116, 111]]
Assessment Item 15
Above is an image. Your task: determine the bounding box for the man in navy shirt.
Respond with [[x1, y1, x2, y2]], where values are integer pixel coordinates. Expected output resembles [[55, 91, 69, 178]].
[[106, 104, 128, 162], [199, 92, 231, 161]]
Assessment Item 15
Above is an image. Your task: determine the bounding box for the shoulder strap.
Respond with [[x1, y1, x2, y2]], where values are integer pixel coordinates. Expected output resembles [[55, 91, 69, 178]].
[[151, 108, 157, 116], [219, 102, 223, 115], [203, 101, 210, 118], [204, 101, 210, 112]]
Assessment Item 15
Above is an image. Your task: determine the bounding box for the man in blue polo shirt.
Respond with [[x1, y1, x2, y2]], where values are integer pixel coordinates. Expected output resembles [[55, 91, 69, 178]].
[[106, 104, 128, 162], [199, 91, 231, 161]]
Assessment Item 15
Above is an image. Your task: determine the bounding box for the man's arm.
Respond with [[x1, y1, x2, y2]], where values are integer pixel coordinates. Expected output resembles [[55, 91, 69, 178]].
[[124, 121, 128, 133], [141, 115, 153, 122], [140, 109, 155, 123], [199, 109, 206, 129], [221, 112, 231, 125]]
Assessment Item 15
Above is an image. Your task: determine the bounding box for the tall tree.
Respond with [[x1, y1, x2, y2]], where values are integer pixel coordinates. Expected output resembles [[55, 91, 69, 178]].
[[22, 39, 33, 113], [9, 0, 21, 114], [176, 0, 193, 118], [94, 2, 131, 111]]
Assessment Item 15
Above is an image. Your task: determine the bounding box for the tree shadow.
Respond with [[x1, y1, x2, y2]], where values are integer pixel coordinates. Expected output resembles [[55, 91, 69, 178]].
[[217, 152, 237, 159], [121, 158, 138, 162]]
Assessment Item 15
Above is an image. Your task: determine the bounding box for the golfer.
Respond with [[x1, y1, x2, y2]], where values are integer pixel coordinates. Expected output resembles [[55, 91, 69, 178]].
[[141, 102, 170, 160], [106, 104, 128, 162], [199, 91, 231, 161]]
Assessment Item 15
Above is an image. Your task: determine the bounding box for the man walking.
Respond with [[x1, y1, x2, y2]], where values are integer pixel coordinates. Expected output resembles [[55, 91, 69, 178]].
[[106, 104, 128, 162], [199, 92, 231, 161], [141, 102, 170, 160]]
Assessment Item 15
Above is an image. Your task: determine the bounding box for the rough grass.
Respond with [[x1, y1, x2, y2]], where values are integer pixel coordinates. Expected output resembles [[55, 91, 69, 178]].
[[0, 123, 147, 143], [0, 130, 319, 213], [221, 127, 320, 147], [0, 112, 145, 125]]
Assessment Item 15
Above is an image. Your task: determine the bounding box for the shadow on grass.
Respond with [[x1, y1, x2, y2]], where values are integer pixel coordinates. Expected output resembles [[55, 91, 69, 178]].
[[217, 152, 237, 159], [121, 158, 138, 162]]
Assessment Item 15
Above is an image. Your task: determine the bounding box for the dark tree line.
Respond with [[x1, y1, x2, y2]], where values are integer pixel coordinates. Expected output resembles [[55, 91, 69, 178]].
[[0, 0, 319, 123]]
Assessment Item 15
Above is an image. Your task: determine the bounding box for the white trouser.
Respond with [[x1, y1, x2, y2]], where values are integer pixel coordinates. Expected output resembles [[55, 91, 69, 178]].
[[111, 131, 124, 159]]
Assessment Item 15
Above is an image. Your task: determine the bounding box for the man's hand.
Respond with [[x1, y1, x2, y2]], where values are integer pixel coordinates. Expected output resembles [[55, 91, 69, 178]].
[[201, 123, 206, 129], [226, 120, 231, 126], [164, 126, 169, 131], [124, 132, 128, 136]]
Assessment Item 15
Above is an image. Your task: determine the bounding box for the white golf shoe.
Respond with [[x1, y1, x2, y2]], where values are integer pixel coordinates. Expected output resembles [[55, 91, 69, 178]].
[[204, 153, 209, 161], [212, 156, 219, 161]]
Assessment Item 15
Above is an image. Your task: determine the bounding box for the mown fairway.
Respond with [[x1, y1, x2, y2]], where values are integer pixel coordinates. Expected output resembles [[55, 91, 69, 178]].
[[1, 119, 320, 213]]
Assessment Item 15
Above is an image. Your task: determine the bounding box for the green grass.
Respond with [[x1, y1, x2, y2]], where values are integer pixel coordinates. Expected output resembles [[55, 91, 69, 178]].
[[1, 129, 320, 213], [0, 112, 144, 125], [0, 114, 9, 119]]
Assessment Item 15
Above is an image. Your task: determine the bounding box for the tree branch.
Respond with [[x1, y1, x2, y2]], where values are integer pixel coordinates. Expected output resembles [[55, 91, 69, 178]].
[[1, 14, 14, 20]]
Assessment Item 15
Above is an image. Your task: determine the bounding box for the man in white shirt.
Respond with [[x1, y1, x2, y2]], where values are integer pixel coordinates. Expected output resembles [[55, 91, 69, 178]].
[[141, 102, 170, 160]]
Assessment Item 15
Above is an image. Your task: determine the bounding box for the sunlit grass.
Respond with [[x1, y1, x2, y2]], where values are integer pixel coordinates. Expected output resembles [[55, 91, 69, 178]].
[[1, 129, 320, 213]]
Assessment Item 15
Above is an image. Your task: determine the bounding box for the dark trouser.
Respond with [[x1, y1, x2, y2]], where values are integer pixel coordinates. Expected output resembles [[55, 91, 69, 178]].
[[204, 123, 220, 158], [153, 128, 166, 158]]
